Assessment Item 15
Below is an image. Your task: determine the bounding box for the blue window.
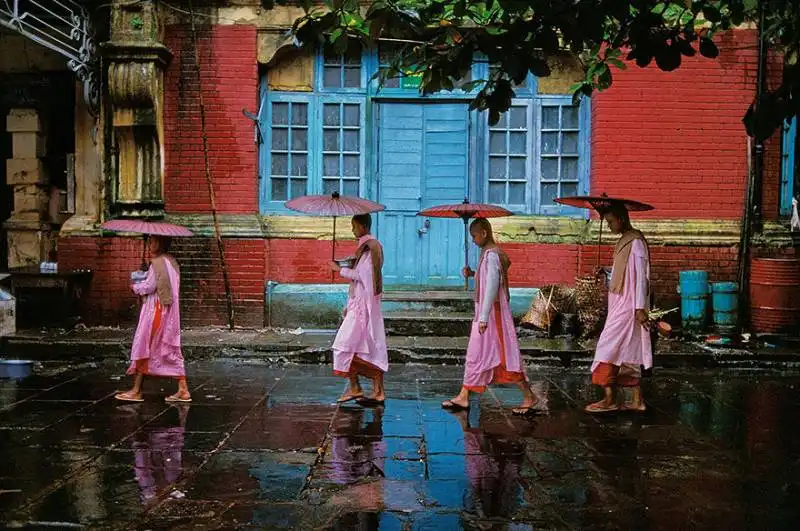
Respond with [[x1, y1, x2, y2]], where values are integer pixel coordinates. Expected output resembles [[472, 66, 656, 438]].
[[781, 117, 797, 216], [321, 99, 365, 196], [487, 104, 530, 209], [265, 97, 311, 202], [321, 42, 363, 90], [539, 99, 583, 214]]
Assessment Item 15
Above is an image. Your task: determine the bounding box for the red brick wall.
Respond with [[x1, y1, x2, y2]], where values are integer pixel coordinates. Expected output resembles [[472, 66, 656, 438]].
[[504, 244, 579, 286], [266, 239, 358, 283], [170, 238, 266, 327], [163, 24, 259, 214], [58, 237, 143, 325], [591, 29, 784, 220]]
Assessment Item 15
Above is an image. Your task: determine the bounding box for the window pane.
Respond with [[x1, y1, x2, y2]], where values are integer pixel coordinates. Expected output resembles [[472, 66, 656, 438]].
[[272, 103, 289, 125], [541, 132, 559, 154], [342, 180, 359, 196], [344, 67, 361, 88], [323, 179, 339, 195], [562, 132, 579, 154], [509, 107, 527, 129], [541, 158, 559, 180], [291, 178, 307, 199], [488, 182, 505, 204], [343, 155, 360, 177], [291, 129, 307, 151], [323, 130, 339, 152], [509, 158, 526, 179], [561, 182, 578, 197], [494, 112, 508, 129], [509, 132, 526, 155], [271, 129, 288, 151], [562, 158, 578, 180], [271, 178, 287, 200], [542, 107, 559, 129], [508, 183, 525, 204], [489, 132, 505, 154], [343, 105, 360, 127], [291, 103, 308, 125], [562, 106, 579, 129], [292, 154, 308, 176], [383, 76, 400, 89], [343, 130, 359, 152], [271, 154, 287, 175], [324, 155, 339, 177], [541, 182, 559, 205], [323, 67, 341, 88], [489, 157, 506, 179], [323, 104, 340, 126]]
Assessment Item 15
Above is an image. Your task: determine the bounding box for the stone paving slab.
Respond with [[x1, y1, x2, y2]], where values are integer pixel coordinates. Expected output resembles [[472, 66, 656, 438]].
[[1, 361, 799, 529], [5, 327, 800, 369]]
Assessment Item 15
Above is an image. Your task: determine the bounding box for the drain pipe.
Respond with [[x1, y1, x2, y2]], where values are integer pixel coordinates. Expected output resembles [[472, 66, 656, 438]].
[[266, 280, 280, 328], [737, 4, 769, 332]]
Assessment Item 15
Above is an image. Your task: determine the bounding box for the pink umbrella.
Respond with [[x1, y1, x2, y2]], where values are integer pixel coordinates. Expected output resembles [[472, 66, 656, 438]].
[[101, 219, 193, 268], [285, 192, 385, 271], [100, 219, 194, 237]]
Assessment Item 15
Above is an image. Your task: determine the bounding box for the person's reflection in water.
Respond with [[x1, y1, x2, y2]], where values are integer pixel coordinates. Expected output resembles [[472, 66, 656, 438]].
[[132, 404, 189, 503], [451, 408, 525, 519], [331, 406, 386, 483]]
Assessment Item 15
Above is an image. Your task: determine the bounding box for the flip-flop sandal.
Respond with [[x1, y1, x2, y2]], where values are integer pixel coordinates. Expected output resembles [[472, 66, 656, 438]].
[[114, 393, 144, 403], [336, 394, 364, 404], [441, 400, 470, 411], [584, 403, 619, 414], [356, 397, 385, 407], [165, 395, 192, 403], [620, 404, 647, 413], [512, 407, 540, 417]]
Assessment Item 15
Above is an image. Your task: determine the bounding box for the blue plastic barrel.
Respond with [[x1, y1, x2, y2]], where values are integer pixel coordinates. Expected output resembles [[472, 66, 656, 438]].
[[711, 282, 738, 336], [678, 271, 709, 332]]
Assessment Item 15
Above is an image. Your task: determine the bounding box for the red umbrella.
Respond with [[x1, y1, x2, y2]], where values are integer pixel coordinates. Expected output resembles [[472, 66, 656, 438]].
[[418, 198, 514, 290], [285, 192, 386, 279], [554, 193, 655, 268]]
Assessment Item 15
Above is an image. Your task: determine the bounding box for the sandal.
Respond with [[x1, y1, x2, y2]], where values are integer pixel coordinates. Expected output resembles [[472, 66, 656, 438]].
[[165, 394, 192, 403], [441, 400, 470, 411], [336, 393, 364, 404], [114, 392, 144, 403], [356, 397, 385, 407], [584, 402, 619, 414], [512, 407, 540, 416]]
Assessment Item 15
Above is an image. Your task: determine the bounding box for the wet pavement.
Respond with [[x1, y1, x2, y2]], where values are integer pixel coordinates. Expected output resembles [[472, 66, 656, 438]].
[[1, 361, 799, 530]]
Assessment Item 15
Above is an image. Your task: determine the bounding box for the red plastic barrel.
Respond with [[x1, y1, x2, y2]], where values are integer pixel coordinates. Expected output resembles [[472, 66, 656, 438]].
[[749, 258, 800, 333]]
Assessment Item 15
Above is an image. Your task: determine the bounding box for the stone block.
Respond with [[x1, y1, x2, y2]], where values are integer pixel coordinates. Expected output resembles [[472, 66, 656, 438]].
[[12, 132, 46, 158], [6, 109, 41, 133], [6, 158, 48, 185], [6, 229, 50, 268], [12, 185, 49, 215]]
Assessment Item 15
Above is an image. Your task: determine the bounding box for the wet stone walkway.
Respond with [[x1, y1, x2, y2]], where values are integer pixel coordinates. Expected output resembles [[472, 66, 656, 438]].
[[1, 361, 799, 530]]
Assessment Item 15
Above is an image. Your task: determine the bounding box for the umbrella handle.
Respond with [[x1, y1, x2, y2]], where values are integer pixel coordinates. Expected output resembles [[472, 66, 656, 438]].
[[331, 217, 337, 283], [464, 218, 469, 291]]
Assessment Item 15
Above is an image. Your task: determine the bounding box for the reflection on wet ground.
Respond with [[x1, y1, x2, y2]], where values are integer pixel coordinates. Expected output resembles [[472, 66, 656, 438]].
[[1, 361, 800, 529]]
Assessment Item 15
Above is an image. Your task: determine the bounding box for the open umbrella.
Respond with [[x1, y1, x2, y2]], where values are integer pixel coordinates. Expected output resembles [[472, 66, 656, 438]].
[[553, 193, 655, 267], [285, 192, 385, 280], [418, 198, 514, 290], [101, 219, 194, 269]]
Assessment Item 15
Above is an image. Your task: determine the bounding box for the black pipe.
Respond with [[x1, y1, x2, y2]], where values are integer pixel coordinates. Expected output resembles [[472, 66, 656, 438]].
[[736, 3, 769, 332]]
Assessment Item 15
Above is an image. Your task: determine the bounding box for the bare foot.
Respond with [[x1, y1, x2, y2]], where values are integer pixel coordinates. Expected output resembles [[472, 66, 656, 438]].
[[441, 397, 469, 410], [366, 391, 386, 401], [620, 402, 646, 412]]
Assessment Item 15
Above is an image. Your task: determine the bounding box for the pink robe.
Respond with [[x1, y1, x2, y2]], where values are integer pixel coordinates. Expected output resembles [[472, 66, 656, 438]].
[[128, 256, 185, 378], [332, 235, 389, 375], [463, 248, 526, 390], [591, 238, 653, 372]]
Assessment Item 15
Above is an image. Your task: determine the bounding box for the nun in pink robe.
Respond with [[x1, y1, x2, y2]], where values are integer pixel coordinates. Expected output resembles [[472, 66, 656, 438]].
[[115, 236, 191, 403], [586, 204, 652, 414], [330, 214, 388, 406], [442, 218, 538, 415]]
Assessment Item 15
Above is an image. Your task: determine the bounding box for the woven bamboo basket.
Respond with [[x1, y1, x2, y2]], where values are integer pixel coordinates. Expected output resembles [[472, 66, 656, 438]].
[[575, 275, 607, 338], [521, 285, 576, 330]]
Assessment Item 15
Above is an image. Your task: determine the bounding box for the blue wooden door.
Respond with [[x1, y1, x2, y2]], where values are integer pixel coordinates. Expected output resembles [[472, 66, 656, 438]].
[[376, 103, 470, 286]]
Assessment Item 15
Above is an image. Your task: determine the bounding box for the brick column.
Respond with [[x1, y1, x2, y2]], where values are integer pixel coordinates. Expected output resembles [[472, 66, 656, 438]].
[[4, 109, 54, 268]]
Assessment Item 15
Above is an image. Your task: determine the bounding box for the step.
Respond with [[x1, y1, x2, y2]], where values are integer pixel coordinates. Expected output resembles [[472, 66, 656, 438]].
[[383, 311, 473, 337], [382, 290, 474, 313]]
